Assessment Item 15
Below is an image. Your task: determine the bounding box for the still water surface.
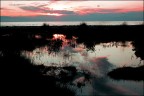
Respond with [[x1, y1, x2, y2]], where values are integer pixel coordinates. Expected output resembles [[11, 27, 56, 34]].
[[22, 34, 143, 96], [1, 21, 143, 26]]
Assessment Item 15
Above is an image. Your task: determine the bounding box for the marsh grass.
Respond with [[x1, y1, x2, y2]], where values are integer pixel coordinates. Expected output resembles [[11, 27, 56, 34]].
[[0, 24, 143, 93]]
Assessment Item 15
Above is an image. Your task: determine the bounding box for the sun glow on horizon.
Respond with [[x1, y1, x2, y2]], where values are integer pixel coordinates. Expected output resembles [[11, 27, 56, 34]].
[[49, 5, 70, 11], [46, 13, 64, 16], [1, 1, 143, 20], [40, 13, 64, 17]]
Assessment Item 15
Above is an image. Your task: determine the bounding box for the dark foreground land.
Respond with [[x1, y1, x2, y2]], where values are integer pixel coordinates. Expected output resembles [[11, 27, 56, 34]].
[[0, 24, 144, 94], [1, 24, 144, 41]]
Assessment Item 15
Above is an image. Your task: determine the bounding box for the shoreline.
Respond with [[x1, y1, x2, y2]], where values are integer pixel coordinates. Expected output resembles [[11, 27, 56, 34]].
[[1, 21, 143, 26], [1, 24, 143, 41]]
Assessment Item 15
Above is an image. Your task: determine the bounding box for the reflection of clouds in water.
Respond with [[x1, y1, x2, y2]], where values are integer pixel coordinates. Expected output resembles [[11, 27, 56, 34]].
[[90, 57, 112, 76], [89, 78, 139, 96], [21, 40, 139, 77], [21, 38, 143, 96], [105, 83, 139, 95], [95, 42, 141, 67], [22, 44, 112, 77], [74, 72, 140, 96]]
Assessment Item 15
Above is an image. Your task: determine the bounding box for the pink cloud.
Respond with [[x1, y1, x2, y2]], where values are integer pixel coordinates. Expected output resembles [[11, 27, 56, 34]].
[[1, 9, 40, 17], [1, 1, 143, 17], [75, 8, 143, 15]]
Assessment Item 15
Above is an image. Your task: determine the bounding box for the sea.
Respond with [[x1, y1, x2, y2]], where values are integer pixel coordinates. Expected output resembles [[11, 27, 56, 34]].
[[1, 21, 143, 26]]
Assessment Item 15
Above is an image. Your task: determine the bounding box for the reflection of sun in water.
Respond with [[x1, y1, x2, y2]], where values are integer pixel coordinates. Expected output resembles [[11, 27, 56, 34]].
[[53, 34, 66, 40]]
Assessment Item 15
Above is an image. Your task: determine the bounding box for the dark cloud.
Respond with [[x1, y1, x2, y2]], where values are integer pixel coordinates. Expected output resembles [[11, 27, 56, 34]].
[[19, 6, 42, 12], [19, 5, 75, 15], [10, 4, 25, 6], [0, 8, 4, 10], [98, 9, 122, 13], [52, 10, 75, 15], [37, 4, 49, 8], [0, 7, 12, 10]]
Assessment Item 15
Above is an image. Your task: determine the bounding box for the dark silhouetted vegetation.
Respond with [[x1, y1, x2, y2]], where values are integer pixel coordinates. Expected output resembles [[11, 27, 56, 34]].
[[0, 23, 144, 95], [108, 65, 144, 81], [107, 39, 144, 81], [1, 24, 144, 41], [132, 40, 144, 60]]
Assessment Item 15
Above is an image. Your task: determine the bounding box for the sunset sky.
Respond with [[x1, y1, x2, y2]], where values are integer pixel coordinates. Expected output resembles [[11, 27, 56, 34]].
[[1, 0, 143, 21]]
